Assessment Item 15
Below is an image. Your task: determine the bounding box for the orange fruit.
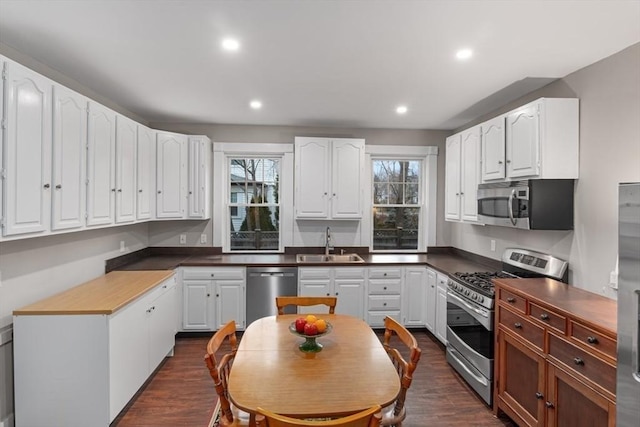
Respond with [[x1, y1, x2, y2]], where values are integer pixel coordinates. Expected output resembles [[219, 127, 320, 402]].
[[305, 314, 317, 324], [315, 318, 327, 333]]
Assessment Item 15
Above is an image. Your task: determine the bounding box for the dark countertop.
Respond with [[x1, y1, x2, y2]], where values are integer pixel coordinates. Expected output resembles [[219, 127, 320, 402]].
[[111, 248, 502, 277]]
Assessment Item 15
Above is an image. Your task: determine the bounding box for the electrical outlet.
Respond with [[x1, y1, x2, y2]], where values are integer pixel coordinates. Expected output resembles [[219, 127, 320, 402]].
[[490, 240, 496, 252], [200, 234, 207, 244], [179, 234, 187, 245], [609, 271, 618, 289], [120, 240, 125, 253]]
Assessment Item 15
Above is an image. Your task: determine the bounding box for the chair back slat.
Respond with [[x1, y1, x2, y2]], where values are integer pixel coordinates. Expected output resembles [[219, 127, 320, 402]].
[[276, 296, 337, 315], [255, 405, 382, 427]]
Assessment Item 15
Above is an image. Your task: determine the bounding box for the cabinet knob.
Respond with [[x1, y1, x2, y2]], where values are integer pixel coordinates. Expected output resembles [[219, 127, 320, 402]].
[[324, 192, 328, 196], [55, 184, 62, 189], [587, 336, 598, 344], [207, 293, 210, 297], [383, 273, 387, 277], [326, 293, 330, 296], [535, 392, 544, 399], [118, 189, 122, 192], [335, 292, 339, 296], [383, 302, 387, 306], [540, 313, 550, 321], [332, 193, 336, 197], [514, 322, 522, 329], [43, 183, 51, 189], [545, 401, 554, 409], [211, 274, 215, 277], [157, 190, 162, 194], [111, 188, 116, 192], [383, 286, 387, 290], [216, 294, 219, 297], [189, 191, 193, 194], [506, 297, 516, 303], [455, 192, 459, 196], [139, 189, 143, 193], [573, 357, 584, 366], [460, 192, 464, 195], [498, 160, 503, 164], [506, 159, 511, 164]]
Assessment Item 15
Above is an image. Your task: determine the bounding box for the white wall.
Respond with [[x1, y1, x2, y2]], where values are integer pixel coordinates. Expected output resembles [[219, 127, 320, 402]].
[[448, 43, 640, 298]]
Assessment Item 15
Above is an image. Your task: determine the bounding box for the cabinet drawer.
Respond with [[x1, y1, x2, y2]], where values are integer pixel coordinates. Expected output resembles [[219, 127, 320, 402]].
[[498, 306, 544, 351], [368, 279, 402, 295], [498, 289, 526, 313], [529, 302, 566, 334], [367, 311, 401, 328], [368, 268, 402, 279], [298, 268, 331, 280], [334, 267, 365, 279], [368, 295, 402, 311], [548, 333, 616, 396], [183, 268, 245, 281], [570, 321, 617, 361]]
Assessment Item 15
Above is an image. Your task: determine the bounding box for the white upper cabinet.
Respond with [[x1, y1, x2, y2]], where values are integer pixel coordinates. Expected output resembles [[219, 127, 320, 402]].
[[136, 125, 155, 221], [115, 115, 137, 224], [445, 125, 481, 223], [52, 85, 87, 231], [156, 131, 188, 219], [294, 137, 364, 219], [481, 116, 506, 181], [481, 98, 579, 182], [86, 101, 116, 226], [187, 135, 211, 219], [2, 60, 53, 237]]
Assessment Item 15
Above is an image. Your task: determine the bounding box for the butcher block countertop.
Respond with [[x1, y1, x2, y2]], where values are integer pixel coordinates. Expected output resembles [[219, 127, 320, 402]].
[[493, 277, 617, 335], [13, 270, 175, 316]]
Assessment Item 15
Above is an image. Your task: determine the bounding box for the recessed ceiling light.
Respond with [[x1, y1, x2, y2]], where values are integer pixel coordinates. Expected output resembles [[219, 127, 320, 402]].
[[222, 38, 240, 51], [250, 100, 262, 109], [396, 105, 408, 115], [456, 48, 473, 60]]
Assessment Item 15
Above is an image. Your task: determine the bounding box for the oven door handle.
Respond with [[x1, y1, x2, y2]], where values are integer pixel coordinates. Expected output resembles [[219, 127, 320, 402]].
[[508, 188, 517, 226], [447, 290, 489, 319], [448, 346, 489, 386]]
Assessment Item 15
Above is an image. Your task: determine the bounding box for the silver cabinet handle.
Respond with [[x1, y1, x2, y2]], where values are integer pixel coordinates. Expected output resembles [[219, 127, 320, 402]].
[[508, 188, 517, 226]]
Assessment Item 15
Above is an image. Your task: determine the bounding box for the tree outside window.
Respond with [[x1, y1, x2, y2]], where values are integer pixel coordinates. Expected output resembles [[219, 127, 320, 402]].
[[229, 158, 280, 251], [372, 159, 421, 250]]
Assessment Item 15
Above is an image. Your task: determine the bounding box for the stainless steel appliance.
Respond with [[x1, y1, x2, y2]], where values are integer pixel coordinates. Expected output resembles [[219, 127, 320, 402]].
[[477, 179, 574, 230], [445, 248, 568, 405], [246, 267, 298, 326], [617, 182, 640, 426]]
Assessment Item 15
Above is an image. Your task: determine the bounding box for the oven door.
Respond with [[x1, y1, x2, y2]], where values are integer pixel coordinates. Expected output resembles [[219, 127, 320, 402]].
[[446, 290, 494, 376], [477, 184, 530, 229]]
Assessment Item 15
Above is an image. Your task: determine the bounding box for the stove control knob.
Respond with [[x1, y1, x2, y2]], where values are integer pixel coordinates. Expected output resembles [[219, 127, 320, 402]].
[[479, 296, 484, 303], [472, 294, 478, 300]]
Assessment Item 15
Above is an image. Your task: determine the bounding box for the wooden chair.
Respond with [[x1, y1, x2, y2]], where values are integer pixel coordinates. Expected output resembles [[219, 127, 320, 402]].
[[255, 405, 382, 427], [380, 316, 422, 427], [276, 296, 337, 315], [204, 320, 251, 426]]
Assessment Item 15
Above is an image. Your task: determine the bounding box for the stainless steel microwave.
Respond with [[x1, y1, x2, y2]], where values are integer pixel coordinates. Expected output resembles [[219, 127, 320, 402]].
[[477, 180, 574, 230]]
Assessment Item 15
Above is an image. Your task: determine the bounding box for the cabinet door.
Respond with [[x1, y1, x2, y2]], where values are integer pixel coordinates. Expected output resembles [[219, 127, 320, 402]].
[[215, 280, 245, 330], [87, 101, 116, 226], [3, 60, 52, 236], [115, 115, 137, 223], [52, 85, 86, 231], [187, 136, 209, 219], [136, 125, 155, 220], [481, 116, 506, 181], [496, 329, 545, 427], [546, 363, 615, 427], [149, 280, 177, 372], [506, 103, 540, 178], [436, 281, 448, 345], [156, 132, 187, 218], [460, 127, 481, 222], [299, 279, 332, 314], [425, 269, 437, 333], [334, 278, 365, 319], [445, 134, 461, 221], [182, 280, 213, 330], [295, 138, 330, 218], [404, 267, 426, 326], [331, 139, 364, 218]]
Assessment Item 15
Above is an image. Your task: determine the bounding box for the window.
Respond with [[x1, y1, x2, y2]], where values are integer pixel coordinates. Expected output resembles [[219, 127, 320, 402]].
[[229, 158, 280, 251], [372, 159, 421, 250]]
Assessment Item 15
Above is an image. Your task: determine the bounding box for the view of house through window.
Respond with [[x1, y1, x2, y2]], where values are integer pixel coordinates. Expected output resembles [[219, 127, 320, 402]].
[[229, 158, 280, 251], [372, 159, 421, 250]]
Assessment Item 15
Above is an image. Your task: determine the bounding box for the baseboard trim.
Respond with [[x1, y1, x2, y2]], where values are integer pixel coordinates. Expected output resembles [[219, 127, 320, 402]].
[[0, 413, 15, 427]]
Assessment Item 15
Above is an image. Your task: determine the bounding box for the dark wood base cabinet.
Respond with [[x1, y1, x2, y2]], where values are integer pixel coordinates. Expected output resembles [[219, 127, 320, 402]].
[[493, 278, 617, 427]]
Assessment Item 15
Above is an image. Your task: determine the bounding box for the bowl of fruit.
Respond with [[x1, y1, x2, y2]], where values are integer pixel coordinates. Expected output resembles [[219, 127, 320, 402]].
[[289, 315, 333, 353]]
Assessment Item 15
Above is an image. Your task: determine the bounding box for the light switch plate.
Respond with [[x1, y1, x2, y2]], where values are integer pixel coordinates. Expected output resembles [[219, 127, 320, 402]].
[[200, 234, 207, 244], [180, 234, 187, 244]]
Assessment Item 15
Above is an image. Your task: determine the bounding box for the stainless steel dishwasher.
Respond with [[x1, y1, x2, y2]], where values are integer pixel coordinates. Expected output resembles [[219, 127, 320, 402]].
[[246, 266, 298, 326]]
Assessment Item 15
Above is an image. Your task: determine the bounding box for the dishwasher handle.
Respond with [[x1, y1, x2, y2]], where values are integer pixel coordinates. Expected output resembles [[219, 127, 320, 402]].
[[249, 272, 296, 278]]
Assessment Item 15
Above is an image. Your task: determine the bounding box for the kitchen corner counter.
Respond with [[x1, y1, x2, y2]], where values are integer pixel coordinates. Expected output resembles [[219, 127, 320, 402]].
[[13, 270, 175, 315]]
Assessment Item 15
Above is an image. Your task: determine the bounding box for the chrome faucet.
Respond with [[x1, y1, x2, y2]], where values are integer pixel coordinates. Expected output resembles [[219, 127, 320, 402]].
[[325, 227, 333, 255]]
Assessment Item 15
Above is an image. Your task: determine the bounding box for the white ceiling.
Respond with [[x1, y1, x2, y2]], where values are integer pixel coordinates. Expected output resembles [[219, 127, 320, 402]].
[[0, 0, 639, 130]]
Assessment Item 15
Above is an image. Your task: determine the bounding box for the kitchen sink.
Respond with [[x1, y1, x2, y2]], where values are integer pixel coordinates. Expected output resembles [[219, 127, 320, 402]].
[[296, 253, 365, 263]]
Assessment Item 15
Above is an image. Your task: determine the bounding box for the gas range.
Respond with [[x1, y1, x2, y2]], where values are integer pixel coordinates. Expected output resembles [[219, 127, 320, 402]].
[[448, 271, 516, 309]]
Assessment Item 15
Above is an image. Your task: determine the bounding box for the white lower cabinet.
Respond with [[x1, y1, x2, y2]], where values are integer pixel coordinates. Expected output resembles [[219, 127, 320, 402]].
[[435, 273, 449, 345], [403, 267, 427, 327], [298, 267, 365, 319], [425, 268, 437, 333], [13, 275, 177, 427], [367, 267, 403, 327], [182, 267, 246, 331]]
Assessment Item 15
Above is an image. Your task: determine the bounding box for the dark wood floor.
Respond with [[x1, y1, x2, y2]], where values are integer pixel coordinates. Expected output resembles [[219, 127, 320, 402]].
[[112, 329, 516, 427]]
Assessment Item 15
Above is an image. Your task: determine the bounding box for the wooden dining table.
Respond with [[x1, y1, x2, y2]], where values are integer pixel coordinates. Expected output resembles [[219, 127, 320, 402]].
[[227, 313, 400, 422]]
